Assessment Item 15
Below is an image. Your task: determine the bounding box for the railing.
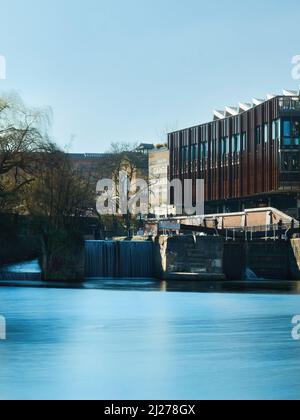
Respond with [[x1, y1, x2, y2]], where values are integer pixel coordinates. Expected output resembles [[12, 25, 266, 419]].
[[278, 97, 300, 112], [224, 222, 299, 241], [177, 220, 299, 242]]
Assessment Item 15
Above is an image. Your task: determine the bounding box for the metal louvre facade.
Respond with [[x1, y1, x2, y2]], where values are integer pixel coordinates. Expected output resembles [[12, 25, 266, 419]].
[[168, 96, 300, 212]]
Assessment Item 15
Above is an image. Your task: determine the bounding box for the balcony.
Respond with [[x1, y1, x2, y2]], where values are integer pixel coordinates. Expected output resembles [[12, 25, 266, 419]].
[[278, 97, 300, 113]]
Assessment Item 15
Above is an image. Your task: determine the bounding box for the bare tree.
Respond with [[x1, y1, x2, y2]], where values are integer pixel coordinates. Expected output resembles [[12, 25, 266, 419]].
[[0, 93, 52, 211], [98, 142, 149, 234], [27, 148, 94, 229]]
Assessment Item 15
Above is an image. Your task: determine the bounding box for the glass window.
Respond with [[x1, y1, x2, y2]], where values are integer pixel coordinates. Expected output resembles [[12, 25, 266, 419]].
[[221, 137, 230, 155], [222, 138, 226, 155], [283, 138, 292, 146], [191, 145, 196, 161], [237, 135, 241, 152], [231, 136, 235, 152], [202, 142, 208, 158], [232, 135, 241, 153], [255, 126, 261, 145], [226, 137, 230, 154], [284, 121, 291, 137], [264, 124, 268, 143], [272, 121, 276, 140], [272, 119, 280, 141], [292, 121, 300, 138], [242, 132, 247, 151]]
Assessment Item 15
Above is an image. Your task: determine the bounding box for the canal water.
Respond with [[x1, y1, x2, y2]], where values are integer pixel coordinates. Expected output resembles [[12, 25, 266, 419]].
[[0, 286, 300, 400]]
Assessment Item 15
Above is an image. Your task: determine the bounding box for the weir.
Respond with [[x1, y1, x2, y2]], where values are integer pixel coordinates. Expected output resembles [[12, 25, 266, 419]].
[[85, 241, 154, 278], [0, 260, 42, 281]]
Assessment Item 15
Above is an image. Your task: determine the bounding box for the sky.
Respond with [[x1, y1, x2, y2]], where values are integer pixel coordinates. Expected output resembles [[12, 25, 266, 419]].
[[1, 0, 300, 152]]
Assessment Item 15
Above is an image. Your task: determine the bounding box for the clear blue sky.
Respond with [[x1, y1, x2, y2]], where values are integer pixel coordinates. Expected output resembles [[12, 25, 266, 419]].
[[1, 0, 300, 152]]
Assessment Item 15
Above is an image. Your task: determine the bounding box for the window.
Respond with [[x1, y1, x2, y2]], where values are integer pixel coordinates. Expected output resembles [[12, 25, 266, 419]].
[[283, 138, 292, 146], [185, 147, 189, 162], [231, 136, 235, 152], [282, 119, 300, 148], [281, 153, 299, 171], [232, 135, 241, 153], [222, 138, 226, 155], [255, 126, 261, 145], [181, 147, 189, 166], [242, 132, 247, 151], [222, 137, 229, 155], [181, 148, 185, 165], [191, 144, 197, 161], [272, 119, 280, 141], [284, 121, 291, 137], [203, 142, 208, 158], [292, 121, 300, 138], [264, 124, 269, 143], [236, 135, 241, 152]]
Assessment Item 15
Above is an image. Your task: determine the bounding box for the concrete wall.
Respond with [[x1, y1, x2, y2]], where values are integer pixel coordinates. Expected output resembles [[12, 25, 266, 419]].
[[289, 239, 300, 280], [155, 235, 225, 279], [155, 235, 298, 281]]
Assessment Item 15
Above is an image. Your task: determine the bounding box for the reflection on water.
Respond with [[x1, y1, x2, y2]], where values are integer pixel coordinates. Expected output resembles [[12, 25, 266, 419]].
[[0, 287, 300, 400], [84, 278, 300, 295], [1, 277, 300, 295]]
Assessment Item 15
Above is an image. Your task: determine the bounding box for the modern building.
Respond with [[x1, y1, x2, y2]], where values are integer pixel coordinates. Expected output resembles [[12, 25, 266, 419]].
[[149, 147, 174, 217], [168, 90, 300, 218]]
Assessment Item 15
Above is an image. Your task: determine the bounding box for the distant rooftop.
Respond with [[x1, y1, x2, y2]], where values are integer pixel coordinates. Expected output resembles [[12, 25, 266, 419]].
[[213, 89, 300, 120], [135, 143, 155, 150], [68, 153, 112, 159]]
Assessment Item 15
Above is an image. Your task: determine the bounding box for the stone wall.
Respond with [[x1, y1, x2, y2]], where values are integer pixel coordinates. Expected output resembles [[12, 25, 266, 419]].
[[155, 235, 298, 281], [289, 239, 300, 280], [155, 235, 225, 279]]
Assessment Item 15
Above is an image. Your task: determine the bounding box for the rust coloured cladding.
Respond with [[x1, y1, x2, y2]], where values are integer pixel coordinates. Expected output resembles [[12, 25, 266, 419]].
[[168, 96, 300, 204]]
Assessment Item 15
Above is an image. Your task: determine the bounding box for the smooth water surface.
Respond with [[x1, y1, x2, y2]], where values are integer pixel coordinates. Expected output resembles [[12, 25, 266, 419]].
[[0, 287, 300, 400]]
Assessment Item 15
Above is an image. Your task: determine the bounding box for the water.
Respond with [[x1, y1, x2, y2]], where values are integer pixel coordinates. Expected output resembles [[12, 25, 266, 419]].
[[0, 260, 42, 281], [244, 268, 260, 281], [3, 259, 41, 274], [1, 286, 300, 400], [85, 241, 154, 278]]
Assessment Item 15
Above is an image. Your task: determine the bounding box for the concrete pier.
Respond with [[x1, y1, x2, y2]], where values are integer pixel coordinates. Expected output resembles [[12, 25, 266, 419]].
[[155, 235, 300, 281]]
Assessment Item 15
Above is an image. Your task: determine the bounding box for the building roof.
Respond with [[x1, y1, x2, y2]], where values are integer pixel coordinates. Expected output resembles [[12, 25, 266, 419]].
[[213, 88, 300, 121], [68, 153, 112, 159], [136, 143, 155, 150]]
